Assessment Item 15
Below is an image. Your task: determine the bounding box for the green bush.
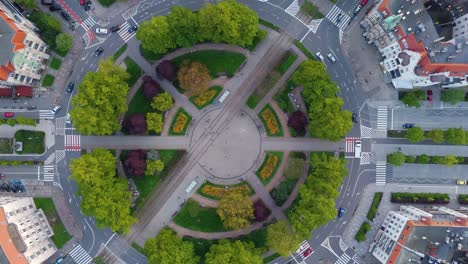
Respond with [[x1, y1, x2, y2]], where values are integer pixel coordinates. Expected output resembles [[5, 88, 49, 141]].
[[401, 90, 425, 107], [458, 194, 468, 204], [391, 192, 449, 204], [445, 128, 466, 145], [405, 155, 415, 163], [42, 74, 55, 87], [405, 126, 425, 143], [416, 154, 431, 164], [49, 57, 62, 70], [367, 193, 383, 221], [387, 151, 406, 166], [355, 222, 371, 242], [270, 179, 297, 206], [441, 89, 466, 104]]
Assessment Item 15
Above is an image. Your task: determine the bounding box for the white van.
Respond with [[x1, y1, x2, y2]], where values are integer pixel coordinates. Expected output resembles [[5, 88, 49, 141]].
[[354, 141, 362, 158], [218, 90, 230, 103]]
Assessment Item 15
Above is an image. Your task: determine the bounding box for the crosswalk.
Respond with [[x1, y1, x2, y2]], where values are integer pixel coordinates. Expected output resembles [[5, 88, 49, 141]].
[[39, 110, 54, 120], [81, 16, 96, 31], [325, 5, 351, 31], [285, 0, 300, 16], [335, 252, 352, 264], [377, 106, 388, 130], [118, 22, 137, 43], [360, 152, 371, 165], [68, 244, 92, 264], [345, 137, 360, 153], [55, 117, 66, 136], [42, 165, 55, 182], [376, 161, 386, 186], [55, 150, 65, 164], [65, 135, 81, 151], [308, 19, 323, 34]]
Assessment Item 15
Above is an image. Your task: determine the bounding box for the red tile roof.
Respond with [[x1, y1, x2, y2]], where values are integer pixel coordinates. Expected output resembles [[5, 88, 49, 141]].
[[15, 85, 33, 97], [0, 87, 12, 97]]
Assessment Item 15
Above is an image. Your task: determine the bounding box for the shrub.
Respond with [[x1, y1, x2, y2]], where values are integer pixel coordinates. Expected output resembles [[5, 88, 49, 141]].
[[416, 154, 431, 164], [367, 193, 383, 221], [253, 200, 270, 222], [445, 128, 465, 145], [355, 222, 371, 242], [387, 151, 406, 166], [391, 192, 449, 204], [42, 74, 55, 87], [458, 194, 468, 205], [270, 179, 297, 206], [441, 89, 465, 104], [405, 126, 424, 143], [405, 155, 415, 163]]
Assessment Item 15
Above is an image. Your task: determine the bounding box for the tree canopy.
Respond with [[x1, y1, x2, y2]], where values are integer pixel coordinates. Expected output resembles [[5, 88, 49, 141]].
[[146, 112, 163, 134], [426, 129, 444, 144], [205, 240, 262, 264], [217, 189, 254, 230], [71, 59, 129, 135], [387, 151, 406, 166], [284, 158, 305, 179], [405, 126, 425, 143], [266, 221, 301, 256], [444, 128, 466, 145], [177, 61, 211, 96], [70, 149, 137, 233], [151, 92, 173, 112], [137, 16, 176, 55], [55, 33, 73, 54], [145, 159, 164, 175], [144, 229, 199, 264], [167, 6, 199, 48]]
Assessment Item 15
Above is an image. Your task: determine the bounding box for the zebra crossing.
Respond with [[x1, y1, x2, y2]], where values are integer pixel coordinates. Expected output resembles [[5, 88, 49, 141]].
[[308, 19, 323, 34], [65, 135, 81, 151], [68, 244, 92, 264], [344, 137, 360, 153], [377, 106, 388, 130], [285, 0, 300, 16], [325, 5, 351, 31], [55, 150, 65, 164], [376, 161, 387, 186], [81, 16, 96, 31], [39, 110, 54, 120], [42, 165, 55, 182], [360, 152, 371, 165], [55, 117, 66, 136], [118, 22, 137, 43], [360, 125, 372, 138], [335, 252, 352, 264]]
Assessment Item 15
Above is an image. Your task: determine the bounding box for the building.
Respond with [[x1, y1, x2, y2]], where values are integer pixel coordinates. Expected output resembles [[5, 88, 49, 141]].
[[370, 205, 468, 264], [0, 197, 57, 264], [360, 0, 468, 89], [0, 0, 50, 86]]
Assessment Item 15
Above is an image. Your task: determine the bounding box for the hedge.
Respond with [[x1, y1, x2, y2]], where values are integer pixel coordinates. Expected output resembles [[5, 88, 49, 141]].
[[391, 192, 449, 204], [355, 222, 371, 242], [458, 194, 468, 205], [367, 192, 383, 221]]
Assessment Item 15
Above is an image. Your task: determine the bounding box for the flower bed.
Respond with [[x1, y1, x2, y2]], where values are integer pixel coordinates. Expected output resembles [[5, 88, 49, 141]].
[[259, 104, 283, 136], [189, 86, 222, 109], [169, 108, 192, 136], [256, 152, 283, 185], [197, 181, 255, 200]]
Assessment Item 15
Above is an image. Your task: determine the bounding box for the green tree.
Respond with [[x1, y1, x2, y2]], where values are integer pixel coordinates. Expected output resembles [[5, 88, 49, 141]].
[[217, 189, 254, 230], [401, 91, 425, 108], [415, 154, 431, 164], [71, 59, 129, 135], [387, 151, 406, 166], [441, 89, 465, 104], [308, 98, 352, 141], [405, 155, 416, 163], [284, 158, 305, 179], [167, 6, 199, 47], [205, 240, 262, 264], [70, 148, 137, 233], [55, 33, 73, 55], [266, 221, 301, 256], [146, 113, 163, 134], [444, 127, 465, 145], [405, 126, 425, 143], [426, 129, 444, 144], [432, 155, 459, 167], [144, 229, 199, 264], [151, 92, 173, 112], [197, 0, 258, 47], [293, 60, 338, 100], [7, 119, 17, 126], [13, 0, 36, 9], [145, 159, 164, 175], [137, 16, 176, 55], [177, 61, 211, 96]]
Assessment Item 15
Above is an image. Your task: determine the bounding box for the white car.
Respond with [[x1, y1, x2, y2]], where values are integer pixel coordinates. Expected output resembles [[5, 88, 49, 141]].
[[66, 113, 71, 124], [95, 28, 108, 34], [51, 105, 61, 114], [327, 53, 336, 63], [315, 52, 324, 62]]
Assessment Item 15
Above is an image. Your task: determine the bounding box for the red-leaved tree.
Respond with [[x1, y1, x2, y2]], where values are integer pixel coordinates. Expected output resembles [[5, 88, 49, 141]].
[[142, 76, 162, 100], [253, 199, 270, 222], [123, 114, 147, 135], [287, 110, 309, 136], [124, 150, 147, 177], [156, 60, 177, 81]]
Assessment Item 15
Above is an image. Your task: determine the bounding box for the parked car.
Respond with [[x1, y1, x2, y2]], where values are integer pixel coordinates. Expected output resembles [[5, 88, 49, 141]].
[[49, 4, 61, 11], [303, 248, 314, 257], [110, 25, 121, 32], [95, 28, 108, 34], [27, 106, 37, 110], [327, 53, 336, 62], [337, 207, 345, 218], [427, 89, 433, 101], [402, 123, 415, 129], [79, 0, 85, 6], [3, 112, 14, 118], [315, 51, 324, 62], [352, 112, 358, 123], [53, 256, 64, 264], [84, 0, 91, 11], [60, 11, 71, 21], [66, 82, 75, 94], [66, 113, 71, 124], [354, 4, 362, 14], [0, 173, 4, 179], [456, 179, 467, 185], [94, 47, 104, 56], [361, 0, 368, 6], [52, 105, 62, 114], [128, 25, 138, 33], [41, 0, 53, 5]]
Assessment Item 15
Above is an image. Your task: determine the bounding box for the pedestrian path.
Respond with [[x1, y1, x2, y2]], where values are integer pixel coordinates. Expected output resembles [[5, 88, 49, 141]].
[[285, 0, 301, 16], [345, 137, 359, 153], [56, 150, 65, 164], [118, 21, 137, 43], [360, 125, 372, 138], [81, 16, 96, 31], [377, 106, 388, 130], [68, 244, 92, 264], [39, 110, 54, 120], [376, 161, 386, 186], [42, 165, 55, 182], [325, 5, 351, 31], [65, 135, 81, 151], [335, 252, 352, 264], [360, 152, 371, 165], [308, 19, 323, 34]]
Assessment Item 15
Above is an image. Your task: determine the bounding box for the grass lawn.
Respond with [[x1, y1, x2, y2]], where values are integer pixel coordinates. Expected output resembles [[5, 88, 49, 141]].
[[276, 52, 298, 75], [14, 130, 45, 154], [49, 57, 62, 70], [169, 108, 192, 136], [125, 150, 184, 211], [301, 2, 324, 19], [294, 40, 314, 59], [33, 198, 71, 249], [196, 181, 255, 200], [125, 87, 152, 117], [0, 138, 13, 154], [98, 0, 116, 7], [189, 86, 223, 109], [42, 74, 55, 87], [256, 152, 284, 185], [259, 18, 280, 31], [124, 57, 142, 87], [274, 83, 295, 114], [246, 94, 263, 109], [173, 199, 226, 232], [259, 104, 284, 137], [172, 50, 246, 77], [113, 44, 128, 61]]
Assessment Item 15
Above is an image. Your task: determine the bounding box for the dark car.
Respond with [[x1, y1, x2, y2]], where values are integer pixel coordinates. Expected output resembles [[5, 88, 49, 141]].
[[66, 82, 75, 94], [79, 0, 85, 6], [49, 4, 61, 11], [402, 123, 415, 129], [94, 47, 104, 56], [427, 89, 433, 101], [60, 11, 71, 21], [84, 0, 91, 11], [27, 105, 37, 110], [110, 25, 121, 32], [128, 25, 138, 33], [352, 112, 358, 123], [303, 248, 314, 257], [41, 0, 53, 5], [337, 207, 345, 218], [336, 13, 343, 23]]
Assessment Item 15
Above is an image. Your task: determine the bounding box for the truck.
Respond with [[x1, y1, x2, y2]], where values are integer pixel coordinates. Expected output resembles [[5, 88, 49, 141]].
[[354, 141, 362, 158]]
